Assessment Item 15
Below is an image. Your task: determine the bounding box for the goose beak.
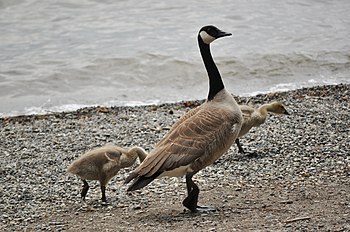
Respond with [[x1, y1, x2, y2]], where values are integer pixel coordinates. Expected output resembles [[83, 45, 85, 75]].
[[284, 110, 290, 115], [217, 31, 232, 38]]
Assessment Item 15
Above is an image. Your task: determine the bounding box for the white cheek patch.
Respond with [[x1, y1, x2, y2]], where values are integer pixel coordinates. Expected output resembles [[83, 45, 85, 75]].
[[200, 31, 216, 44]]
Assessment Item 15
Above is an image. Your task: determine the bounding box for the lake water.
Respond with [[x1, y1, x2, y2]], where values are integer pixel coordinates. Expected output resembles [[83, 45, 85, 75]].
[[1, 0, 349, 117]]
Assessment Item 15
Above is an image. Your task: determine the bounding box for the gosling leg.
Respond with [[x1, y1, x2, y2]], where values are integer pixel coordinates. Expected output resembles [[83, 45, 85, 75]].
[[236, 138, 258, 157], [101, 185, 107, 203], [235, 138, 245, 154], [81, 179, 89, 201]]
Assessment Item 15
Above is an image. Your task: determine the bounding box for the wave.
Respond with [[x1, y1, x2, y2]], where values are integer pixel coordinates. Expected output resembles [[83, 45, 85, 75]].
[[218, 51, 350, 78], [1, 51, 349, 117]]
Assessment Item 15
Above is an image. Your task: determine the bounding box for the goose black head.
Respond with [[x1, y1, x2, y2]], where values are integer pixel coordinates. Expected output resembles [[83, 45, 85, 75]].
[[199, 25, 232, 44]]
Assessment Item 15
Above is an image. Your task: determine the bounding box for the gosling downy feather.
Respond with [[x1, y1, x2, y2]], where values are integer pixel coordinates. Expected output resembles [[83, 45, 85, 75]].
[[125, 25, 243, 212], [236, 101, 289, 153], [67, 145, 147, 203]]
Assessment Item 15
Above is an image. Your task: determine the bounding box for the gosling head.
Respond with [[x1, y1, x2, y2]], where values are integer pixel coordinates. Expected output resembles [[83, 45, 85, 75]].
[[128, 146, 148, 162], [199, 25, 232, 44], [268, 102, 290, 115]]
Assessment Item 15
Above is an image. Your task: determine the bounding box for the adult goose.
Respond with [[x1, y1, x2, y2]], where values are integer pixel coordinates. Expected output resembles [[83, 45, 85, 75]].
[[236, 101, 289, 153], [125, 25, 243, 212]]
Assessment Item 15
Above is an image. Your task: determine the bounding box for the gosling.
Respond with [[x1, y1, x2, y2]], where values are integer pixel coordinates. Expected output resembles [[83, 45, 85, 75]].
[[67, 145, 147, 203], [236, 101, 289, 154]]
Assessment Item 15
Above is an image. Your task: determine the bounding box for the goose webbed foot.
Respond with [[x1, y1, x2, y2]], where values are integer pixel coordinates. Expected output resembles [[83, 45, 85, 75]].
[[182, 191, 199, 212], [183, 174, 216, 213], [183, 195, 217, 213], [195, 205, 218, 212]]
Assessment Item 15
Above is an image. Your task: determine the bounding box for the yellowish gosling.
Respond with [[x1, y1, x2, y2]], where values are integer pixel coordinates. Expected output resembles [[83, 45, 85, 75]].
[[67, 145, 147, 203], [236, 101, 289, 153]]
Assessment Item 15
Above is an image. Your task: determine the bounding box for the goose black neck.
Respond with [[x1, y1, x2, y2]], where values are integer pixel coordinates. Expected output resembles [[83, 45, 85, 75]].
[[198, 35, 225, 101]]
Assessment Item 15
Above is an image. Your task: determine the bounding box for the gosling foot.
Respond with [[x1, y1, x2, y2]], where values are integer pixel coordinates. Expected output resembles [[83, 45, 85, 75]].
[[101, 200, 109, 206], [245, 151, 258, 158]]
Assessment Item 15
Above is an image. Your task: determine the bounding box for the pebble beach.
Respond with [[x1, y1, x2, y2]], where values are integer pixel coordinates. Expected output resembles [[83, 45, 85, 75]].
[[1, 84, 349, 231]]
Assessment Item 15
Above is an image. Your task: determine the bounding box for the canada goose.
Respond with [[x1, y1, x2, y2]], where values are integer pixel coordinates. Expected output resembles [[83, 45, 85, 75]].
[[67, 145, 147, 203], [125, 25, 243, 212], [236, 101, 289, 153]]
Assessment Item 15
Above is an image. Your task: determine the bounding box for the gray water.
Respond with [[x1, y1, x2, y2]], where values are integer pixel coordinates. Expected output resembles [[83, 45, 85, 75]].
[[1, 0, 349, 117]]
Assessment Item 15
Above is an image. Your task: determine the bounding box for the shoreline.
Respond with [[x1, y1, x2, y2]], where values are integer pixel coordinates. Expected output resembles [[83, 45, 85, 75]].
[[1, 83, 348, 121], [1, 83, 349, 231]]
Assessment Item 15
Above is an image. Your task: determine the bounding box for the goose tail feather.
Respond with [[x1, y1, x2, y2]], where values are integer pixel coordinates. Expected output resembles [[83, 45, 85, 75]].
[[126, 172, 161, 191]]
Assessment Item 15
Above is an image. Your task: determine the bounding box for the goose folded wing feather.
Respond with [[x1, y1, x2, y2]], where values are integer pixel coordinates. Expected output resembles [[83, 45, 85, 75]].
[[136, 106, 237, 177]]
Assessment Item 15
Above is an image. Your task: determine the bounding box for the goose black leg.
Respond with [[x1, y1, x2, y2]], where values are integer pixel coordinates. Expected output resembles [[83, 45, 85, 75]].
[[183, 174, 217, 213], [183, 174, 199, 212], [235, 138, 245, 154], [81, 179, 89, 201]]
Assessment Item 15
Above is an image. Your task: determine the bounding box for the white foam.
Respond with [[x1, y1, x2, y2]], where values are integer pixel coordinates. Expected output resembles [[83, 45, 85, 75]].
[[0, 99, 171, 118]]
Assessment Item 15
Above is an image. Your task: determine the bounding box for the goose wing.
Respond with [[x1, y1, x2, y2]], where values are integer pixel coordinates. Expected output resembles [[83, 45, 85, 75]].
[[127, 105, 237, 180], [156, 105, 202, 147]]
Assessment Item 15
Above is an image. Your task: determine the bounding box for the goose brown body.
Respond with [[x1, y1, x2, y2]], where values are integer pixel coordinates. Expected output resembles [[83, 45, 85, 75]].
[[127, 90, 241, 182]]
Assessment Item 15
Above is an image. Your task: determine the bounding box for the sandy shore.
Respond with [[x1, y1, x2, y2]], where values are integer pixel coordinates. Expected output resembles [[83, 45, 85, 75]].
[[1, 84, 349, 231]]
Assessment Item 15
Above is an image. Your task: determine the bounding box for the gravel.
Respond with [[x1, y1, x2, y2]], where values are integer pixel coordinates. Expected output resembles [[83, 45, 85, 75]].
[[1, 84, 349, 231]]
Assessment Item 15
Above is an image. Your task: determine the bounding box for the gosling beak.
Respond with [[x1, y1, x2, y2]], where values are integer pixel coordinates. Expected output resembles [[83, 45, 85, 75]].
[[284, 110, 290, 115]]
